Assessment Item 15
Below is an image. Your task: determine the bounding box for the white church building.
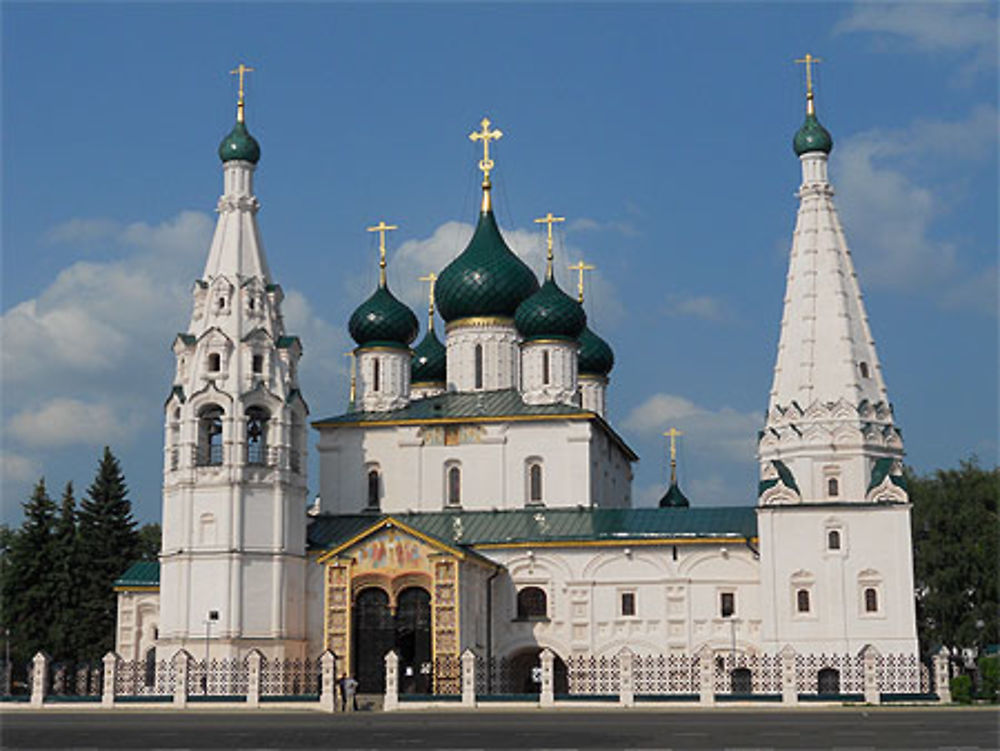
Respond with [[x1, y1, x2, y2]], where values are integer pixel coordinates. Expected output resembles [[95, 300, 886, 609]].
[[115, 65, 920, 696]]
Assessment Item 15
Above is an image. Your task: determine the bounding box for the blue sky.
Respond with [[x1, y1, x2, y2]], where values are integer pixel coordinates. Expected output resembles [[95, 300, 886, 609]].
[[2, 2, 997, 525]]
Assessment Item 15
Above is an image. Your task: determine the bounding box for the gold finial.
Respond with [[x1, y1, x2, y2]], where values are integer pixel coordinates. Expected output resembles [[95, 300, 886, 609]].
[[568, 259, 596, 303], [229, 63, 255, 123], [366, 221, 398, 287], [344, 351, 357, 406], [469, 117, 503, 211], [663, 427, 683, 486], [419, 272, 438, 331], [534, 212, 565, 280], [795, 53, 822, 116]]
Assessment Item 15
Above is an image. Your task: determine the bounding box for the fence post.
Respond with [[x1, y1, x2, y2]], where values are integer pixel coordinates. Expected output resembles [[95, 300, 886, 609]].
[[461, 649, 476, 708], [539, 648, 554, 707], [102, 652, 119, 707], [861, 645, 881, 704], [246, 649, 263, 708], [384, 650, 399, 711], [30, 652, 49, 708], [696, 645, 714, 705], [173, 649, 191, 708], [319, 650, 336, 713], [780, 644, 798, 705], [618, 647, 634, 707], [934, 647, 951, 703]]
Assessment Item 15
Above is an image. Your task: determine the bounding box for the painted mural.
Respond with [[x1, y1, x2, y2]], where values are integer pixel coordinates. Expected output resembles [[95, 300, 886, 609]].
[[351, 529, 434, 575]]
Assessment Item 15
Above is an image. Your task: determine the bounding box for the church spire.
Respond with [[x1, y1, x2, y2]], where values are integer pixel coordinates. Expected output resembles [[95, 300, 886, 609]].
[[469, 117, 503, 213]]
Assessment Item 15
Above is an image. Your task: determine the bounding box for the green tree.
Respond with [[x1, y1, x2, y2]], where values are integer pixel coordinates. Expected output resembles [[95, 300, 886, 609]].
[[136, 523, 161, 562], [75, 448, 139, 660], [0, 480, 58, 667], [910, 458, 999, 659], [50, 483, 81, 661]]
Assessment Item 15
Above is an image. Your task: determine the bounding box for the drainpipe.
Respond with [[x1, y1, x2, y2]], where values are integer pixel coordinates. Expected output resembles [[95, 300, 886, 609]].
[[485, 566, 501, 694]]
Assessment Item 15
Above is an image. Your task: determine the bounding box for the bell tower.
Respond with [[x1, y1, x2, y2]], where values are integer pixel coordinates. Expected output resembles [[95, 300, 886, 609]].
[[158, 66, 309, 659]]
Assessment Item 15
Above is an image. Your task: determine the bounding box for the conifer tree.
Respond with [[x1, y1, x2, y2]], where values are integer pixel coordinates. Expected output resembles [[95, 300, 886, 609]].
[[76, 448, 139, 660], [1, 479, 57, 666], [51, 483, 80, 660]]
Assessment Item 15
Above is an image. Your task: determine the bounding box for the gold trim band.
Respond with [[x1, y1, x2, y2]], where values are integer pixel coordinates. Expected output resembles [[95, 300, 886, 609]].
[[445, 316, 514, 333]]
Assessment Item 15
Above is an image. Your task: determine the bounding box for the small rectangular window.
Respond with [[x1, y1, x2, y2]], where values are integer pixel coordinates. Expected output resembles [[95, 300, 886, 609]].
[[720, 592, 735, 618], [620, 592, 636, 617], [252, 354, 263, 374]]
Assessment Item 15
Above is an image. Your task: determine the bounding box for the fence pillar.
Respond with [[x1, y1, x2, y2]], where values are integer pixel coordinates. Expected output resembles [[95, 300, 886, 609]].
[[539, 648, 554, 707], [618, 647, 634, 707], [101, 652, 119, 707], [695, 645, 714, 705], [780, 644, 798, 705], [861, 645, 881, 705], [172, 649, 191, 708], [246, 649, 263, 708], [319, 650, 337, 713], [384, 650, 399, 711], [30, 652, 49, 708], [934, 647, 951, 703], [461, 649, 476, 708]]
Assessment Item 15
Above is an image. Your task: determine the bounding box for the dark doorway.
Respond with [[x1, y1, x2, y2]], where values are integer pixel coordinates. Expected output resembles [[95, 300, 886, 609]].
[[352, 588, 394, 693], [730, 667, 752, 694], [508, 648, 569, 694], [395, 588, 432, 694], [817, 667, 840, 695]]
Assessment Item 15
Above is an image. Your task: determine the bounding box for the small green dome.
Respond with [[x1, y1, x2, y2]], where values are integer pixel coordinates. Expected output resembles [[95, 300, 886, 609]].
[[514, 276, 587, 342], [793, 112, 833, 156], [411, 328, 447, 383], [578, 325, 614, 376], [348, 285, 418, 349], [218, 120, 261, 164], [436, 210, 539, 322], [659, 481, 690, 508]]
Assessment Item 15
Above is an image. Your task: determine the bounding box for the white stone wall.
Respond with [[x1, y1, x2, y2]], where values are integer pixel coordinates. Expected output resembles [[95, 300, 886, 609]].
[[520, 340, 579, 406], [356, 348, 411, 412], [579, 375, 607, 418], [115, 590, 160, 661], [446, 322, 520, 392]]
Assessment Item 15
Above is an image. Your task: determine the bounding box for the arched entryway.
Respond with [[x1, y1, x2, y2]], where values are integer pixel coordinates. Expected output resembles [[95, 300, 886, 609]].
[[508, 648, 569, 695], [352, 586, 432, 694]]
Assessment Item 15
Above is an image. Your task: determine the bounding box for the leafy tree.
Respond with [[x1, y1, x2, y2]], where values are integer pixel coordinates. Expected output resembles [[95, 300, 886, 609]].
[[0, 480, 58, 667], [50, 483, 81, 660], [75, 448, 139, 660], [910, 458, 999, 660], [136, 523, 161, 562]]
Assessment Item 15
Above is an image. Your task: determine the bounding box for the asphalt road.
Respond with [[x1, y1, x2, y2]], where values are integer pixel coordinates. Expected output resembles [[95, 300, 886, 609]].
[[1, 707, 997, 750]]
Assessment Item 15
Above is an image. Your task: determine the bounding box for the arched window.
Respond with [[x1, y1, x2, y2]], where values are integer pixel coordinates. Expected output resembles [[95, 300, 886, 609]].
[[447, 465, 461, 507], [372, 358, 381, 393], [516, 586, 547, 619], [474, 345, 484, 389], [796, 589, 811, 613], [827, 477, 839, 497], [827, 530, 841, 550], [144, 647, 156, 688], [528, 463, 543, 505], [864, 587, 878, 613], [197, 404, 224, 466], [208, 353, 221, 372], [542, 350, 550, 385], [366, 469, 380, 509], [246, 406, 269, 465]]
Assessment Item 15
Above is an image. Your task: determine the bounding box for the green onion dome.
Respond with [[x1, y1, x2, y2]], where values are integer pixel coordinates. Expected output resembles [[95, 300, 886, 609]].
[[218, 120, 261, 164], [436, 210, 539, 322], [514, 276, 587, 342], [411, 328, 447, 383], [793, 112, 833, 156], [348, 285, 418, 349], [578, 325, 615, 376], [658, 481, 690, 508]]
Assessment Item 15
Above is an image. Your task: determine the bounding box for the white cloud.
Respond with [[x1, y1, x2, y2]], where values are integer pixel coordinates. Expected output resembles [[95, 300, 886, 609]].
[[664, 294, 729, 322], [8, 398, 145, 448], [0, 451, 41, 485], [622, 393, 759, 464], [836, 3, 998, 78]]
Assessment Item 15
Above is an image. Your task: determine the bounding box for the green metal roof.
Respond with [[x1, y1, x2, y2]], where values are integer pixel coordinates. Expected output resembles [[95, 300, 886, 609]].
[[578, 325, 614, 376], [276, 335, 300, 349], [348, 284, 419, 349], [176, 333, 196, 346], [868, 457, 907, 493], [411, 328, 446, 383], [308, 506, 757, 551], [659, 482, 690, 508], [218, 119, 261, 164], [514, 276, 587, 342], [114, 561, 160, 588], [793, 112, 833, 156]]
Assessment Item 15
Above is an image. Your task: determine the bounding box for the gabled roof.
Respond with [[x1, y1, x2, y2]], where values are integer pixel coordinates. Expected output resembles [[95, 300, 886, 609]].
[[114, 561, 160, 589], [308, 506, 757, 553]]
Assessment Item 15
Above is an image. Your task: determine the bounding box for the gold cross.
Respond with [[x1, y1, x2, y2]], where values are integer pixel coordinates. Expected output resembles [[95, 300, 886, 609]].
[[534, 212, 565, 279], [795, 53, 822, 114], [367, 221, 398, 287], [568, 259, 596, 303], [229, 63, 255, 122], [419, 272, 438, 330], [344, 351, 357, 405], [469, 117, 503, 185], [663, 427, 683, 484]]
